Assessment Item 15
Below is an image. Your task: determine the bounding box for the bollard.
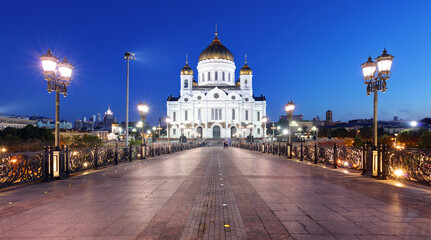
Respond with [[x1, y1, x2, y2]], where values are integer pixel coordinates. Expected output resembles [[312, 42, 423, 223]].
[[49, 146, 54, 180], [300, 141, 304, 161], [361, 143, 366, 175], [129, 145, 132, 162], [65, 145, 70, 175], [333, 143, 338, 169], [314, 142, 318, 164], [114, 143, 118, 165], [94, 145, 99, 169], [381, 144, 388, 180], [43, 146, 50, 181], [278, 143, 281, 156]]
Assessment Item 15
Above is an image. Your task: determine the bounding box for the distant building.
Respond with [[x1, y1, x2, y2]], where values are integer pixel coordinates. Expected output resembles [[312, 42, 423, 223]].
[[37, 120, 72, 130], [103, 106, 115, 130], [394, 116, 399, 121], [326, 110, 333, 126], [279, 114, 303, 121], [0, 114, 37, 129]]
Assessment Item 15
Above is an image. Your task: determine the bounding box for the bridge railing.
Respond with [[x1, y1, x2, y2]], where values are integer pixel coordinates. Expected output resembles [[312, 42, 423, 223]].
[[231, 141, 431, 185], [0, 143, 201, 188]]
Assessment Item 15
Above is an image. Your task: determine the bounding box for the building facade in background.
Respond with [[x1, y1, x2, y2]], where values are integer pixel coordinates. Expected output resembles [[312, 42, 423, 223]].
[[166, 32, 267, 139]]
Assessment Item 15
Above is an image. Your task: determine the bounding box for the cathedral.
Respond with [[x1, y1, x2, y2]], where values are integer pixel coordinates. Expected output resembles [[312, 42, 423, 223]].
[[166, 32, 267, 139]]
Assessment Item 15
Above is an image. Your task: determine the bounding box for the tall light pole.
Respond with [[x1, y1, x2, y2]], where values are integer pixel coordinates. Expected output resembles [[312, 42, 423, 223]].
[[137, 101, 149, 159], [311, 126, 317, 140], [40, 49, 73, 149], [166, 117, 172, 144], [261, 116, 268, 142], [361, 49, 394, 147], [124, 52, 136, 147], [285, 101, 295, 145]]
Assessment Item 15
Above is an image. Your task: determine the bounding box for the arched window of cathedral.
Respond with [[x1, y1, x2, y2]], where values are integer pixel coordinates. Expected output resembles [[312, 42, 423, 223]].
[[184, 80, 188, 88], [245, 79, 248, 87], [229, 72, 231, 82], [201, 73, 204, 82], [257, 128, 261, 135], [222, 72, 225, 81], [173, 128, 176, 136], [215, 71, 218, 81], [208, 72, 210, 81]]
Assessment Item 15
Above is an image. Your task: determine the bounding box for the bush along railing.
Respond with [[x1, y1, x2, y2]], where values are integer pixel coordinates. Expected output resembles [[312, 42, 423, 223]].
[[0, 143, 200, 188], [231, 141, 431, 185]]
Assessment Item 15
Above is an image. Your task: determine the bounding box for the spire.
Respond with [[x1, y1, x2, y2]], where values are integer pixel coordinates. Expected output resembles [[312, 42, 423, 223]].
[[215, 23, 218, 36], [245, 54, 247, 64]]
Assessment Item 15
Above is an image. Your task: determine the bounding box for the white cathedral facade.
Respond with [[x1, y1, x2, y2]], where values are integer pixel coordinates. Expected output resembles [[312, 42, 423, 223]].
[[166, 32, 267, 139]]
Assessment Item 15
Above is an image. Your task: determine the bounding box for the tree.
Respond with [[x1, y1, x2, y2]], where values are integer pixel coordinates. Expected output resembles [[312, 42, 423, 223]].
[[379, 135, 393, 146], [418, 131, 431, 149], [397, 129, 423, 148], [353, 137, 363, 147]]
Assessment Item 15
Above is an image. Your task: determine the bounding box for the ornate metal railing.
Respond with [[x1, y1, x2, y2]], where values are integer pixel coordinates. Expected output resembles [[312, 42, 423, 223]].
[[0, 143, 201, 188], [0, 151, 45, 188], [387, 148, 431, 184]]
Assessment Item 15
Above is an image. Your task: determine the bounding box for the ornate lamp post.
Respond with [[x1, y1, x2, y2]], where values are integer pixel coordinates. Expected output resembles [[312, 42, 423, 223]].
[[361, 49, 394, 148], [285, 101, 295, 158], [124, 52, 136, 147], [40, 49, 73, 149], [179, 124, 185, 144], [247, 124, 254, 142], [137, 101, 149, 159], [285, 101, 295, 144], [261, 116, 268, 142], [311, 126, 317, 140], [165, 117, 172, 144]]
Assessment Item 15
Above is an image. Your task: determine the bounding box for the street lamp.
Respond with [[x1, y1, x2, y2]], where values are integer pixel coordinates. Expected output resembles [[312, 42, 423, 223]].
[[410, 121, 418, 127], [40, 49, 73, 148], [137, 101, 149, 159], [285, 101, 295, 145], [261, 116, 268, 142], [361, 49, 394, 147], [165, 117, 172, 144], [311, 126, 317, 140], [179, 124, 185, 144], [124, 52, 136, 147]]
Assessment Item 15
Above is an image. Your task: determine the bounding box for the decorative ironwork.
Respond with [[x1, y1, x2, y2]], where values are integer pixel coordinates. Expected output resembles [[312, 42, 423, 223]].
[[0, 151, 45, 187], [387, 148, 431, 184]]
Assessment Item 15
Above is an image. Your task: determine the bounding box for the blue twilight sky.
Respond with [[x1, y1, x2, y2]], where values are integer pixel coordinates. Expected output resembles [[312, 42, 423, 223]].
[[0, 0, 430, 125]]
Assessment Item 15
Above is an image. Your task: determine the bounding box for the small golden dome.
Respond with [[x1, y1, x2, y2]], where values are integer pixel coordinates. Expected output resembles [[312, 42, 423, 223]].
[[192, 78, 197, 86], [235, 78, 240, 86], [180, 62, 193, 75], [199, 34, 234, 62], [240, 62, 252, 75]]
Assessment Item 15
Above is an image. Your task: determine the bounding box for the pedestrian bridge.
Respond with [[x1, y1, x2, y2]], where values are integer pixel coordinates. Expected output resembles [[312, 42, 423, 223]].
[[1, 147, 431, 239]]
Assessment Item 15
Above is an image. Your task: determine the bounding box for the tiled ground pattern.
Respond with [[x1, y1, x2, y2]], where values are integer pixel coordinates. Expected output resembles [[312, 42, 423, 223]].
[[1, 147, 431, 239]]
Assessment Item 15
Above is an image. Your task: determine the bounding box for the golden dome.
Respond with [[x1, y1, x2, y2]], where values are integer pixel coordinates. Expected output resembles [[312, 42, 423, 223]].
[[199, 34, 234, 62], [180, 62, 193, 75], [235, 78, 240, 86], [192, 78, 197, 86], [240, 62, 252, 75]]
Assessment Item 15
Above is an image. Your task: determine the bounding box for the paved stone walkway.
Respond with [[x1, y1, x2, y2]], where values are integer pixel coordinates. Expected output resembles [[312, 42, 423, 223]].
[[1, 147, 431, 239]]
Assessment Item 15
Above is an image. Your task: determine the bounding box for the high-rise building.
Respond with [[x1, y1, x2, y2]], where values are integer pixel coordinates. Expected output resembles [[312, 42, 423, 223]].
[[326, 110, 333, 126], [103, 106, 115, 130]]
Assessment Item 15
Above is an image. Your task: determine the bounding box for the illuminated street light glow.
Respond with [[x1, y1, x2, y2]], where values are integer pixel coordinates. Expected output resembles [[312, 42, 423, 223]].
[[410, 121, 418, 127], [394, 169, 404, 177], [283, 129, 288, 135]]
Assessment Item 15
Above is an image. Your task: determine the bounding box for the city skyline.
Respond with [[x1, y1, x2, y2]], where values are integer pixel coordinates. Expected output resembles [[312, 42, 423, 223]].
[[1, 1, 430, 125]]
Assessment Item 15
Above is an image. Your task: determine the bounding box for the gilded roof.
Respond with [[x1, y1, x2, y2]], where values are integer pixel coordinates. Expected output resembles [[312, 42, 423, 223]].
[[180, 63, 193, 75], [240, 62, 252, 75], [199, 35, 234, 62]]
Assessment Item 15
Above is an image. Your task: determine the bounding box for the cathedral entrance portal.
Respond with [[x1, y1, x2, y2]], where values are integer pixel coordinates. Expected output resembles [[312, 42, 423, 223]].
[[213, 126, 221, 138], [231, 126, 237, 138], [197, 126, 203, 138]]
